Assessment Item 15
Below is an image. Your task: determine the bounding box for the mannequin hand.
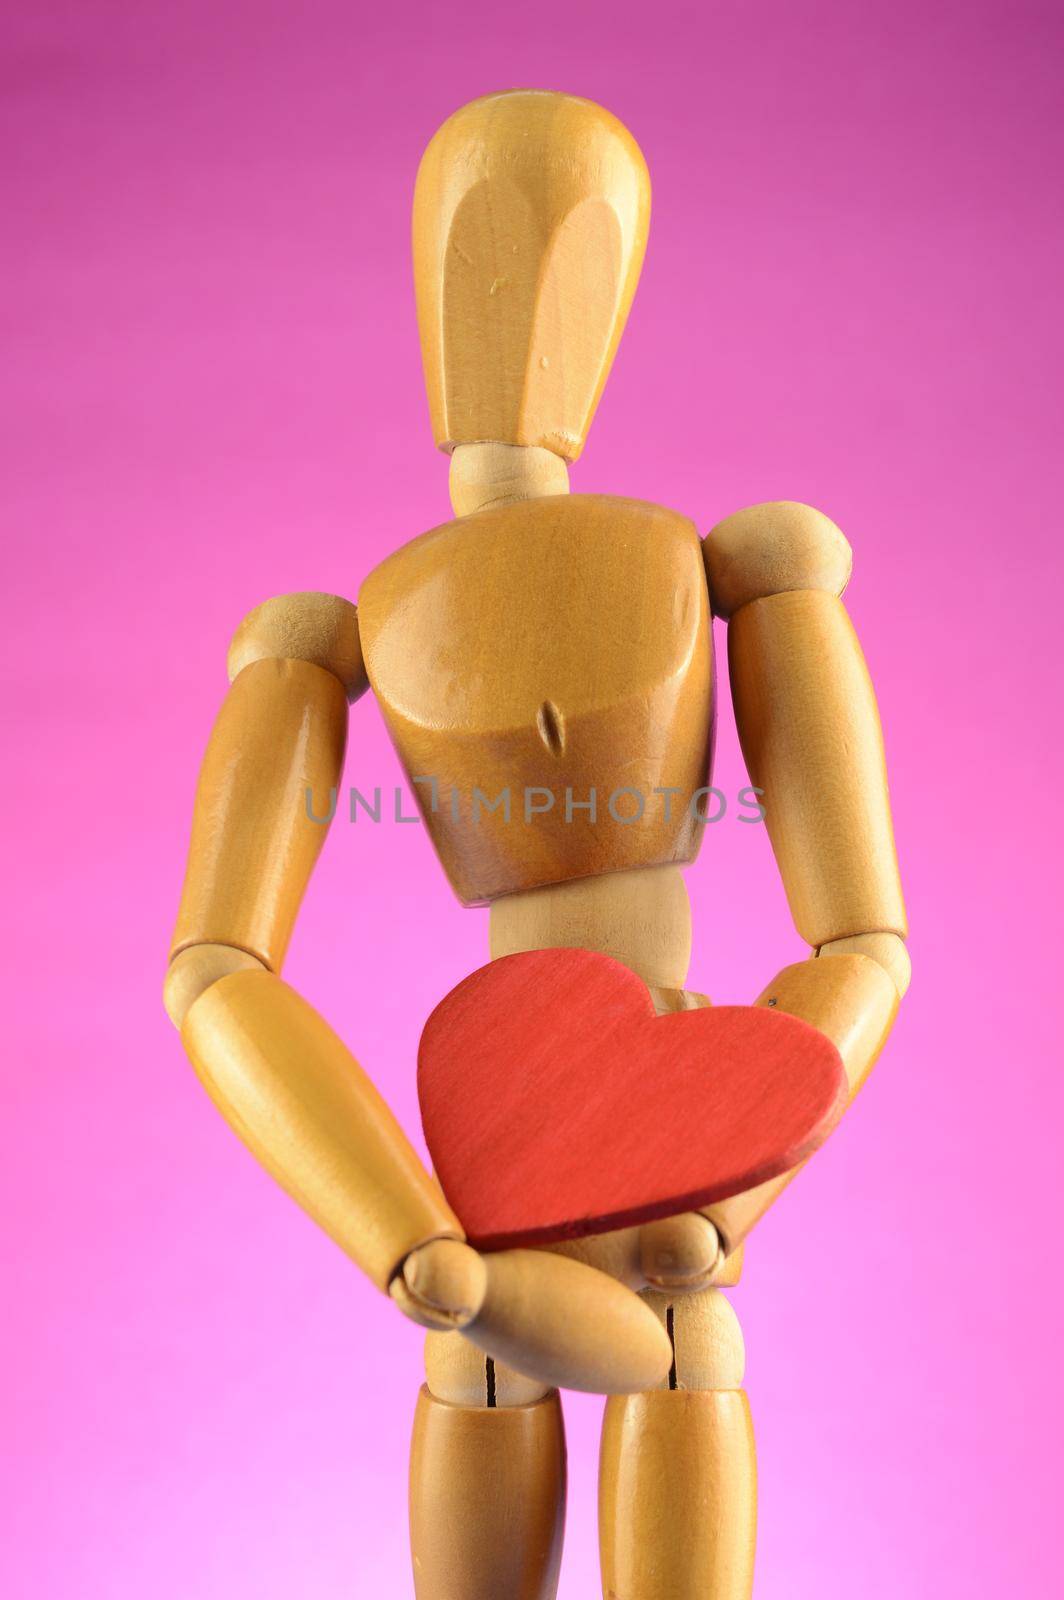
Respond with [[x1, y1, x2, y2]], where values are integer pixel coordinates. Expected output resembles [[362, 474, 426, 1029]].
[[545, 1211, 727, 1294], [638, 1212, 726, 1291], [390, 1237, 673, 1394]]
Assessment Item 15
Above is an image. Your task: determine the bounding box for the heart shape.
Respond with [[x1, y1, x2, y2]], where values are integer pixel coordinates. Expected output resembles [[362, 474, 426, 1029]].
[[418, 947, 847, 1251]]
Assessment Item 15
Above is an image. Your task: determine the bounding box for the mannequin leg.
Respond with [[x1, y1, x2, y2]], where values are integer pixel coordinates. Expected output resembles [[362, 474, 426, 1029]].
[[410, 1331, 567, 1599], [599, 1287, 756, 1599]]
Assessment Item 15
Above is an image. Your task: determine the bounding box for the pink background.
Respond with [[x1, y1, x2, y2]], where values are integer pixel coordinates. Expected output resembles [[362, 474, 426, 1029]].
[[4, 1, 1062, 1595]]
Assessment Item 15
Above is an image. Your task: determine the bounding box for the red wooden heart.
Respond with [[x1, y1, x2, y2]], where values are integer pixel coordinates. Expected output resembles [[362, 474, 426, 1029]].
[[418, 947, 847, 1251]]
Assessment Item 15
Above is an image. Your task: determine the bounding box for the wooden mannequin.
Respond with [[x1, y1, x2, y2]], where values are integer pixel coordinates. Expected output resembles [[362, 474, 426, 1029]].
[[166, 90, 908, 1599]]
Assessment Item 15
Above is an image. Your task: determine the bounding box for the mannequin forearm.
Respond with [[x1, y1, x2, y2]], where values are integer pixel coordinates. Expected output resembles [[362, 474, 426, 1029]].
[[183, 966, 462, 1287], [703, 948, 900, 1252]]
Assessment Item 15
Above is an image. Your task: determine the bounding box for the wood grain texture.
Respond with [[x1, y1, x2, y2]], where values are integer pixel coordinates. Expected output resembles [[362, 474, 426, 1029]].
[[703, 501, 852, 617], [540, 1224, 647, 1290], [729, 589, 907, 946], [418, 948, 846, 1250], [396, 1239, 671, 1393], [599, 1390, 757, 1600], [393, 1238, 488, 1330], [709, 1240, 745, 1286], [490, 864, 692, 989], [163, 942, 265, 1028], [640, 1287, 746, 1391], [544, 1212, 734, 1294], [424, 1330, 549, 1407], [638, 1213, 725, 1293], [458, 1247, 673, 1395], [649, 983, 711, 1014], [703, 953, 898, 1253], [410, 1387, 566, 1600], [170, 657, 347, 971], [760, 953, 899, 1097], [181, 968, 462, 1291], [819, 930, 911, 996], [413, 90, 650, 461], [226, 592, 369, 701], [358, 493, 714, 904], [449, 442, 569, 518]]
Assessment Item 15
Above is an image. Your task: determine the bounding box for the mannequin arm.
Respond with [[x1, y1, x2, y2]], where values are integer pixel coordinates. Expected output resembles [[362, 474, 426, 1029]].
[[165, 591, 461, 1290], [701, 503, 910, 1254], [164, 592, 670, 1392]]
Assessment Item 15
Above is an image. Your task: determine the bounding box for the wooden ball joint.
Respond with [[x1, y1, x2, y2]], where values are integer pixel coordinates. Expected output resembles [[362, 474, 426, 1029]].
[[167, 88, 909, 1600]]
